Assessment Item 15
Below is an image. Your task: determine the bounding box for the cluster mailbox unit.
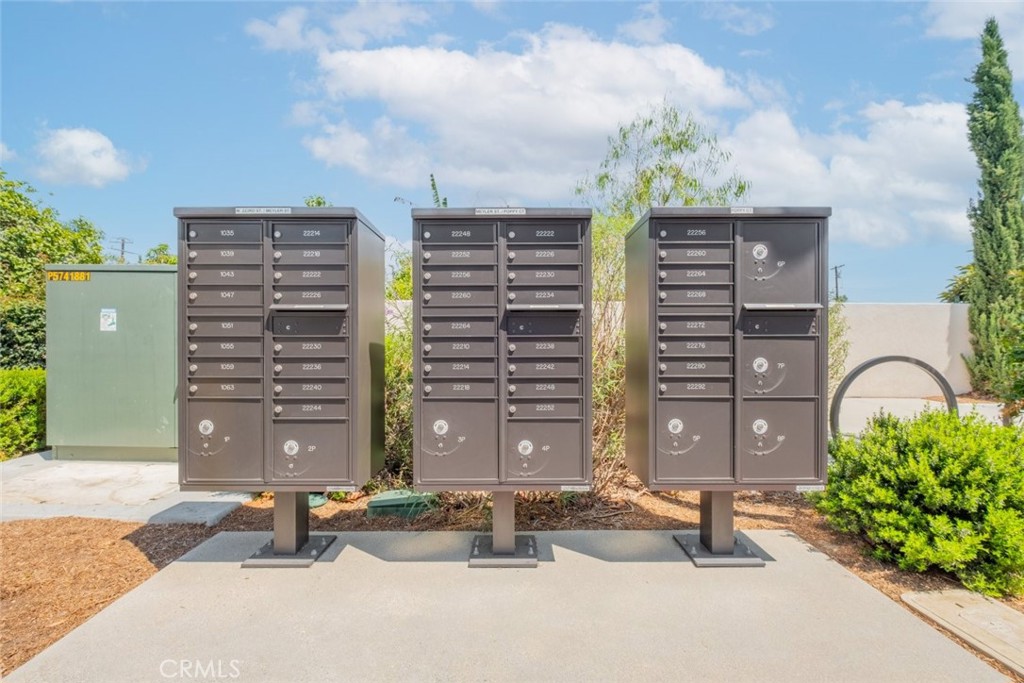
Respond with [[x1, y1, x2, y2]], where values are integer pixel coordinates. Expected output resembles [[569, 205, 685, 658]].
[[625, 207, 830, 566], [175, 207, 384, 566], [412, 208, 592, 566]]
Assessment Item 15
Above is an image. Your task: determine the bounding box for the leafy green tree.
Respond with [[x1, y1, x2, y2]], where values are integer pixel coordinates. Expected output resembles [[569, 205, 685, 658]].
[[962, 18, 1024, 397], [142, 243, 177, 265], [304, 194, 332, 207], [429, 174, 447, 208]]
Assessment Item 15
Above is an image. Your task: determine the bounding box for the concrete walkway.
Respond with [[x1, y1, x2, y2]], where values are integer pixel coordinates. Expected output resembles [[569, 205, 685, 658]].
[[0, 452, 250, 525], [5, 530, 1005, 683]]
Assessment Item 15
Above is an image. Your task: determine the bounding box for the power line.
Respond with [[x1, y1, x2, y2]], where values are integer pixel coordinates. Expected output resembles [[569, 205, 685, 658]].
[[831, 264, 845, 300]]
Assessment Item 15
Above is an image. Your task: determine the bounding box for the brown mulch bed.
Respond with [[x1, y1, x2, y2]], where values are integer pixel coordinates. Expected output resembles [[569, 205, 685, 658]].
[[3, 479, 1022, 680]]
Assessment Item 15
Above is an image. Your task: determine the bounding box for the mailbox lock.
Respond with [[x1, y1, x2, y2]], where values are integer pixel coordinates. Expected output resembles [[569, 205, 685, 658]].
[[189, 385, 198, 394], [274, 272, 283, 280], [423, 344, 432, 353], [188, 292, 198, 301], [274, 406, 283, 415], [517, 439, 534, 456], [659, 384, 667, 393], [188, 364, 198, 374], [198, 419, 214, 436], [659, 322, 667, 331], [659, 343, 667, 352], [508, 364, 516, 374], [189, 323, 198, 332], [188, 251, 197, 260], [283, 440, 300, 456], [273, 251, 282, 260], [274, 364, 283, 374], [508, 406, 517, 414], [508, 272, 516, 281], [752, 419, 769, 435], [508, 293, 516, 301], [189, 344, 198, 352], [659, 271, 667, 280], [274, 231, 282, 239], [423, 252, 431, 260], [424, 385, 432, 394], [274, 344, 283, 353], [752, 357, 769, 373], [423, 272, 432, 281], [659, 292, 667, 300], [667, 419, 684, 435], [423, 293, 432, 301], [274, 385, 283, 394], [274, 293, 283, 301], [423, 231, 431, 240], [508, 252, 516, 261], [659, 230, 667, 238], [432, 420, 448, 436], [508, 231, 516, 239], [659, 363, 667, 373], [659, 250, 667, 260], [508, 385, 517, 394], [508, 344, 516, 353], [423, 324, 432, 333], [188, 271, 198, 280], [752, 243, 769, 260], [188, 230, 197, 238], [424, 364, 432, 374]]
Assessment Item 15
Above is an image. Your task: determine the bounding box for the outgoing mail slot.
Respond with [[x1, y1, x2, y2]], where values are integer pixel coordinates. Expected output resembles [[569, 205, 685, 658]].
[[187, 316, 264, 337], [658, 358, 732, 377], [422, 317, 497, 337], [272, 245, 348, 266], [657, 244, 732, 263], [274, 379, 348, 399], [742, 312, 818, 336], [422, 266, 496, 286], [272, 314, 346, 337], [508, 399, 582, 419], [508, 379, 581, 398], [510, 359, 582, 377], [271, 286, 348, 307], [270, 420, 351, 483], [507, 245, 581, 265], [422, 287, 498, 307], [507, 286, 582, 307], [421, 223, 496, 243], [422, 339, 496, 357], [273, 266, 348, 287], [273, 399, 349, 420], [658, 316, 733, 336], [507, 265, 581, 285], [657, 264, 732, 285], [658, 337, 732, 356], [187, 359, 263, 378], [422, 246, 496, 265], [506, 315, 581, 337], [274, 359, 349, 378], [505, 420, 583, 481], [272, 339, 349, 357], [658, 285, 732, 306], [656, 222, 732, 243], [424, 379, 496, 399], [186, 222, 262, 243], [188, 286, 262, 307], [187, 265, 262, 286], [271, 221, 348, 243], [186, 244, 262, 265], [187, 378, 262, 398], [506, 223, 579, 243], [506, 338, 581, 356], [188, 338, 263, 358], [658, 378, 732, 397], [423, 360, 497, 377]]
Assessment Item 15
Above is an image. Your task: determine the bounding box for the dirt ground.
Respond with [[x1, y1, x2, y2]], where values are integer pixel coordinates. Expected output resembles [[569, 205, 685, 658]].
[[3, 480, 1022, 680]]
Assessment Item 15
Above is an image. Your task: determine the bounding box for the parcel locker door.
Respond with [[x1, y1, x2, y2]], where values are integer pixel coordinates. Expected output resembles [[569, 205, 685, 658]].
[[740, 337, 818, 397], [419, 401, 499, 483], [654, 400, 732, 482], [271, 421, 350, 483], [185, 401, 263, 483], [740, 222, 820, 304], [505, 420, 584, 482], [738, 399, 819, 482]]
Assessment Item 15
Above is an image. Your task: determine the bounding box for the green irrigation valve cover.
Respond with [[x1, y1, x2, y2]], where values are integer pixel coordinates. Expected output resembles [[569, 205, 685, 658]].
[[366, 490, 437, 518]]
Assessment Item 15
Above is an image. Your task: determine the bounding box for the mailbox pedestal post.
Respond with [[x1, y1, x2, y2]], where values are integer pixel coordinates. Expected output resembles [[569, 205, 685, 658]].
[[469, 491, 538, 567], [673, 491, 764, 567], [243, 491, 337, 568]]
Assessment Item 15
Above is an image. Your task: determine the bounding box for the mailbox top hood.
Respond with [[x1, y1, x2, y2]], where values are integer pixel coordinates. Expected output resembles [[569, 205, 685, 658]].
[[412, 207, 592, 219], [627, 206, 831, 239], [173, 206, 382, 239]]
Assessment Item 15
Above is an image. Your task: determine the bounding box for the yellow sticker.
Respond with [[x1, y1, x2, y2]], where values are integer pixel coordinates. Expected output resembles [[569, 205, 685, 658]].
[[47, 271, 91, 282]]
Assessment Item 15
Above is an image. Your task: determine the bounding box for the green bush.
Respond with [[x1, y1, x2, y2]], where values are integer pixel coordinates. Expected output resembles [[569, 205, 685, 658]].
[[0, 299, 46, 368], [383, 303, 414, 482], [0, 368, 46, 459], [818, 410, 1024, 596]]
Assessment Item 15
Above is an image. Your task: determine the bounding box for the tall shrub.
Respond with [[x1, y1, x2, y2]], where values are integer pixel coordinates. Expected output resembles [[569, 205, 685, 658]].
[[0, 368, 46, 459], [0, 299, 46, 368]]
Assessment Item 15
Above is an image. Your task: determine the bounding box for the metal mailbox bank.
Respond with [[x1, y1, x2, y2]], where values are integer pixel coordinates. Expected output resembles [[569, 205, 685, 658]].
[[175, 207, 384, 566], [412, 208, 592, 566], [625, 207, 829, 566]]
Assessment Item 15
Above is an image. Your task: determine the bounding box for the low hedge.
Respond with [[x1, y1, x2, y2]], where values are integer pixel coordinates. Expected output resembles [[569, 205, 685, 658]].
[[818, 410, 1024, 596], [0, 368, 46, 459]]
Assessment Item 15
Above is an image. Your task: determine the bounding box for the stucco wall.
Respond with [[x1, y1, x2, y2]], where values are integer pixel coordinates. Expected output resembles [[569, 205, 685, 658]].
[[840, 303, 971, 397]]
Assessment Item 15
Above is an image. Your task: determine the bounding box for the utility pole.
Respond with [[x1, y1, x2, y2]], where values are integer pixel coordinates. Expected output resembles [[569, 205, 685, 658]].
[[109, 237, 134, 264], [831, 264, 844, 300]]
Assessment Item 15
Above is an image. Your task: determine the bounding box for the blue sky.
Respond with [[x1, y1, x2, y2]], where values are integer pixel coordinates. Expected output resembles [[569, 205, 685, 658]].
[[3, 1, 1023, 301]]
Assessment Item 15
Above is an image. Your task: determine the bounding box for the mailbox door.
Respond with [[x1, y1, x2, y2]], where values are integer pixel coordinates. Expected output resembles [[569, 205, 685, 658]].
[[506, 420, 583, 481], [184, 400, 263, 483], [739, 221, 820, 304], [654, 400, 732, 481], [738, 399, 819, 482], [419, 401, 499, 483], [271, 421, 350, 483]]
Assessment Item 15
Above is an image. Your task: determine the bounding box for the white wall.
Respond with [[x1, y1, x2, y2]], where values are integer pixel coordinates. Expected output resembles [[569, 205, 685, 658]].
[[841, 303, 971, 397]]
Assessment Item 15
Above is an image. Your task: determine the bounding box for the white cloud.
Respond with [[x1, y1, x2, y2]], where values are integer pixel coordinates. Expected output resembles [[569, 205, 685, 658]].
[[702, 3, 775, 36], [470, 1, 503, 18], [34, 128, 139, 187], [299, 22, 747, 199], [247, 2, 431, 52], [739, 48, 770, 59], [303, 117, 430, 187], [923, 1, 1024, 79], [616, 2, 670, 45], [726, 101, 974, 246], [0, 142, 16, 163]]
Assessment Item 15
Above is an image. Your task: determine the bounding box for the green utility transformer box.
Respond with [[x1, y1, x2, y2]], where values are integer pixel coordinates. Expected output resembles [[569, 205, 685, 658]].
[[45, 265, 178, 461]]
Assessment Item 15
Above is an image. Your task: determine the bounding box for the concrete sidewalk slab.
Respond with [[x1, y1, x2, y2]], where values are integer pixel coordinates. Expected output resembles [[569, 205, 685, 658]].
[[0, 452, 250, 525], [6, 530, 1006, 683]]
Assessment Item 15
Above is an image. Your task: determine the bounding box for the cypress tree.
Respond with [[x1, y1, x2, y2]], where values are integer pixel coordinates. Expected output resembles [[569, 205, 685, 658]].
[[964, 18, 1024, 397]]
